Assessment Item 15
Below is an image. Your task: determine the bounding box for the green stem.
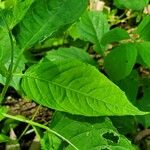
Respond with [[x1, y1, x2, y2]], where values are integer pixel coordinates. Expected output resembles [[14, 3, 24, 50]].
[[18, 105, 41, 141], [0, 13, 14, 102], [3, 113, 79, 150]]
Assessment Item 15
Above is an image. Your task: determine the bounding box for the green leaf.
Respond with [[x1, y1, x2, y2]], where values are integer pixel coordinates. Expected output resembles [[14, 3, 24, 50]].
[[101, 27, 130, 45], [0, 107, 7, 121], [104, 43, 137, 81], [0, 12, 11, 65], [48, 112, 136, 150], [22, 59, 145, 116], [114, 0, 149, 10], [16, 0, 88, 49], [0, 47, 26, 91], [41, 132, 62, 150], [117, 70, 139, 103], [44, 47, 96, 66], [78, 11, 109, 54], [2, 0, 34, 29], [110, 116, 137, 135], [136, 42, 150, 68], [0, 134, 9, 143], [136, 16, 150, 41], [136, 78, 150, 128]]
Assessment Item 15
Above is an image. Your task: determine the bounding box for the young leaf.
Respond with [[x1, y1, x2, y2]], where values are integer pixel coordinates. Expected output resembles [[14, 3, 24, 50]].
[[136, 16, 150, 41], [48, 112, 136, 150], [101, 27, 130, 45], [114, 0, 149, 10], [78, 11, 109, 55], [16, 0, 88, 49], [104, 43, 137, 81], [22, 59, 146, 116], [44, 47, 96, 66], [135, 42, 150, 68]]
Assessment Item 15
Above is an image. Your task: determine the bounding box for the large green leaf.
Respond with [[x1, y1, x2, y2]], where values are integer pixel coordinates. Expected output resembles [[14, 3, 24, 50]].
[[46, 112, 136, 150], [101, 27, 130, 45], [16, 0, 88, 49], [114, 0, 149, 10], [104, 43, 137, 81], [78, 11, 109, 55], [136, 16, 150, 41], [44, 47, 96, 66], [136, 42, 150, 68], [22, 59, 145, 116]]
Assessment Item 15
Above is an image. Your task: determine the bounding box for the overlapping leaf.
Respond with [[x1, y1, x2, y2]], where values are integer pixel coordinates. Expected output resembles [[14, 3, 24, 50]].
[[16, 0, 88, 49], [137, 16, 150, 41], [43, 112, 136, 150], [78, 11, 109, 54], [2, 0, 34, 29], [104, 43, 137, 81], [101, 27, 130, 45], [44, 47, 96, 66], [22, 58, 145, 116], [114, 0, 149, 10], [136, 42, 150, 68]]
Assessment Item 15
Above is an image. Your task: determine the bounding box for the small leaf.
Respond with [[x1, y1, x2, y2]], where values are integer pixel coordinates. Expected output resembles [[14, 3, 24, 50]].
[[114, 0, 149, 10], [22, 59, 146, 116], [135, 42, 150, 68], [101, 27, 130, 45], [78, 11, 109, 54], [16, 0, 88, 49], [104, 43, 137, 81], [48, 112, 136, 150], [136, 16, 150, 41], [44, 47, 96, 66]]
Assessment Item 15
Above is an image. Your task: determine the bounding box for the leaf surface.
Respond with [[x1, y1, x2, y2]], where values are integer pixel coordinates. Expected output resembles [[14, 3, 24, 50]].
[[114, 0, 149, 10], [16, 0, 88, 49], [104, 43, 137, 81], [47, 112, 136, 150], [22, 59, 145, 116], [137, 16, 150, 41], [0, 12, 11, 65], [101, 27, 130, 45], [136, 42, 150, 68], [78, 11, 109, 54], [45, 47, 96, 66]]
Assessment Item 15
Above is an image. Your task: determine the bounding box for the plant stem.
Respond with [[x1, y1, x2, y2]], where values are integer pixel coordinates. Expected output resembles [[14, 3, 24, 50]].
[[3, 113, 79, 150], [0, 13, 14, 103], [18, 105, 41, 141]]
